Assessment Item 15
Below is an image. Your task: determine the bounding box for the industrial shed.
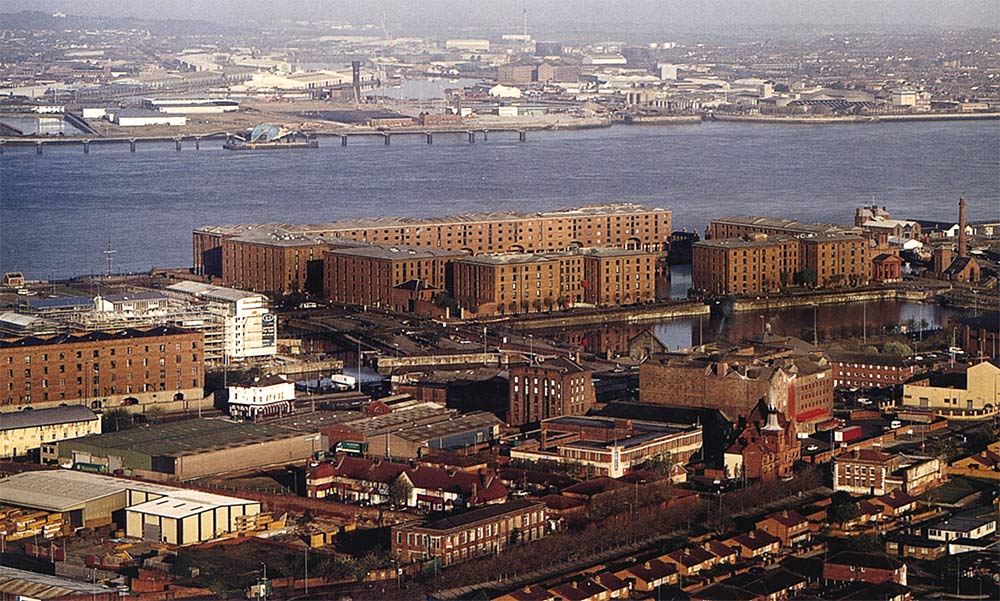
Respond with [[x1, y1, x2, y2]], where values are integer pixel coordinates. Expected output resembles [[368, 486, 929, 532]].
[[125, 489, 260, 545], [0, 565, 118, 600], [0, 470, 260, 544], [56, 418, 323, 481]]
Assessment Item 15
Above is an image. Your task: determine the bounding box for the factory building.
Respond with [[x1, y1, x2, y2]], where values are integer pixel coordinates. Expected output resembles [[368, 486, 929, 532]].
[[0, 470, 259, 544], [52, 419, 323, 481]]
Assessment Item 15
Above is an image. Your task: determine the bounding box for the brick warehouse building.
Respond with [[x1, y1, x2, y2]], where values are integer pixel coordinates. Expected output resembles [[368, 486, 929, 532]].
[[692, 232, 870, 296], [691, 235, 800, 296], [194, 203, 672, 285], [391, 500, 546, 566], [508, 357, 596, 426], [1, 327, 204, 412], [639, 337, 833, 431], [452, 247, 659, 316], [323, 244, 464, 309]]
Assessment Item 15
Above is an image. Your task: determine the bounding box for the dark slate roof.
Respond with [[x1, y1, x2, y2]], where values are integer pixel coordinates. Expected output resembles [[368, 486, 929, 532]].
[[418, 500, 542, 531], [0, 326, 194, 349], [826, 552, 903, 571], [0, 406, 98, 432]]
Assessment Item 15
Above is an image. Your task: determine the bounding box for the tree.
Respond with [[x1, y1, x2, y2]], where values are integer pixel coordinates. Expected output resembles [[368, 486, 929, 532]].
[[102, 408, 134, 432], [793, 270, 817, 287], [388, 476, 413, 508], [531, 299, 542, 312], [828, 491, 861, 526], [882, 341, 914, 356], [143, 405, 164, 424], [543, 296, 555, 311]]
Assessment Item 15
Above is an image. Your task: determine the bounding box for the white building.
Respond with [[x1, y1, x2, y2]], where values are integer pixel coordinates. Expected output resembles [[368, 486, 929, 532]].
[[489, 84, 523, 99], [126, 488, 261, 545], [108, 109, 187, 127], [891, 90, 918, 107], [143, 98, 240, 114], [227, 375, 295, 419], [928, 516, 996, 542], [445, 39, 491, 52], [165, 281, 277, 361]]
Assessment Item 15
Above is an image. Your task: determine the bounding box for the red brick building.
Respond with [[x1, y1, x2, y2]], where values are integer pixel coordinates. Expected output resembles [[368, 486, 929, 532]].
[[322, 244, 463, 309], [724, 402, 801, 481], [451, 247, 657, 316], [195, 204, 672, 278], [872, 253, 904, 282], [390, 500, 546, 566], [508, 357, 595, 426], [639, 337, 833, 429], [823, 552, 907, 585], [581, 247, 658, 306], [829, 351, 932, 389], [757, 510, 811, 548], [1, 327, 204, 412], [693, 222, 870, 296]]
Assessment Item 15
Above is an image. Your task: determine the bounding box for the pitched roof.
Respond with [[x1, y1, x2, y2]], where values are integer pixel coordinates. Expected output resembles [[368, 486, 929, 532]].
[[416, 500, 542, 531], [826, 552, 903, 571], [730, 529, 781, 551], [0, 406, 98, 432], [873, 489, 917, 509]]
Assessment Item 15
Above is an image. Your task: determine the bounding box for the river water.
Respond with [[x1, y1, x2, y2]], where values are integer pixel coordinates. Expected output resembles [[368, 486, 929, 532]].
[[1, 120, 997, 279]]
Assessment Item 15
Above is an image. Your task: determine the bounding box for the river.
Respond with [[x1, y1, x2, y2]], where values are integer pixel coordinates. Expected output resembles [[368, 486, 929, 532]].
[[1, 120, 997, 279]]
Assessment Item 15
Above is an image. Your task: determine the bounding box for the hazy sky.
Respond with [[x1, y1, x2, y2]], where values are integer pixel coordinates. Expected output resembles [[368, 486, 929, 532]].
[[5, 0, 999, 32]]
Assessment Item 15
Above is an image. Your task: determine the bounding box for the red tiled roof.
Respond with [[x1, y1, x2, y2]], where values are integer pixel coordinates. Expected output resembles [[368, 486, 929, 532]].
[[874, 489, 917, 509], [626, 559, 678, 582], [666, 545, 716, 567], [731, 529, 781, 551]]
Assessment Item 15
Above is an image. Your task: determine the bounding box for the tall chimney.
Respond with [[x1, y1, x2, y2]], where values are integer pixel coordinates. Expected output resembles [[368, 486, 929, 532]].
[[958, 197, 968, 258]]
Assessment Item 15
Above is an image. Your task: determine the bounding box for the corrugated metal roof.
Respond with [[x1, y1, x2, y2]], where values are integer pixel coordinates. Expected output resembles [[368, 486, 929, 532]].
[[0, 565, 114, 599], [0, 405, 98, 432]]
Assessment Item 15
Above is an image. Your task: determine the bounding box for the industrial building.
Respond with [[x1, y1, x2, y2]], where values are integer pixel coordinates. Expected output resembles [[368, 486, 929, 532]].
[[0, 565, 118, 600], [391, 500, 546, 566], [0, 470, 260, 544], [368, 411, 503, 459], [53, 418, 323, 481], [142, 97, 240, 114], [106, 109, 187, 127], [1, 405, 100, 459]]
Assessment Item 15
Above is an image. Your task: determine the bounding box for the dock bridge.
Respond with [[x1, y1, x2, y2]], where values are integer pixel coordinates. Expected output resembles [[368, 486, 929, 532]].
[[0, 127, 528, 154]]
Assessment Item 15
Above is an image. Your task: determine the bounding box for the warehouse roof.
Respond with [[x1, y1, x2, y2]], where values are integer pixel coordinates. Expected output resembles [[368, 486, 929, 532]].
[[127, 489, 259, 519], [0, 470, 175, 512], [166, 281, 260, 302], [0, 405, 98, 432], [60, 418, 302, 458], [391, 411, 502, 443], [0, 565, 115, 599]]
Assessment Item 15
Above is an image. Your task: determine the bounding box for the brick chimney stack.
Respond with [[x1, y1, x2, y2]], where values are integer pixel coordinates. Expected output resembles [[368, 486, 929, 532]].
[[958, 197, 968, 258]]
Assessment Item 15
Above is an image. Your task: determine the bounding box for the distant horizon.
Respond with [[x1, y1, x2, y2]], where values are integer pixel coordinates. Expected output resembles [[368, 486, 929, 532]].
[[3, 0, 999, 38]]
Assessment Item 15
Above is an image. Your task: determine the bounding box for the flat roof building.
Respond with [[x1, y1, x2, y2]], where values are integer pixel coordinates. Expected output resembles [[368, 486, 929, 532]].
[[54, 418, 323, 481], [0, 470, 260, 544]]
